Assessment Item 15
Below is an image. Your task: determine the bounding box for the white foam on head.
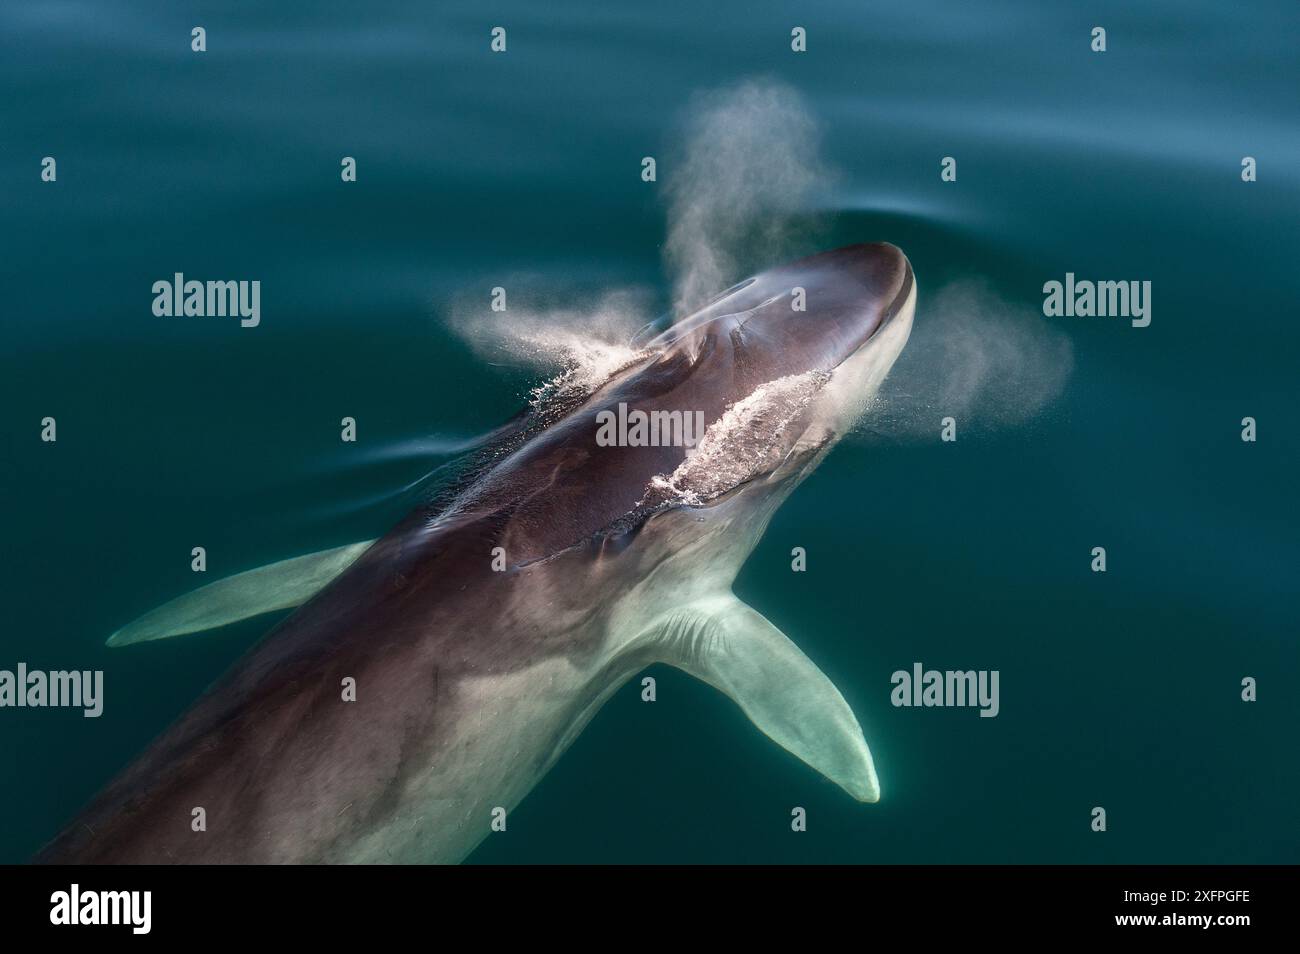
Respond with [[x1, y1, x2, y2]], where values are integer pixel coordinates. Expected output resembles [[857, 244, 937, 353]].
[[525, 337, 645, 408], [646, 370, 832, 505]]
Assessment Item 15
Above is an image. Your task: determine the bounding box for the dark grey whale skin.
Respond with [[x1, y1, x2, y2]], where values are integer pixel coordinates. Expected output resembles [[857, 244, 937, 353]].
[[34, 244, 912, 864]]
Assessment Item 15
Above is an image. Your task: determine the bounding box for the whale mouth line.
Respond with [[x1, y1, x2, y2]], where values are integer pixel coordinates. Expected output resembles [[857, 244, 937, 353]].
[[880, 258, 916, 336], [824, 251, 915, 369], [570, 426, 832, 563]]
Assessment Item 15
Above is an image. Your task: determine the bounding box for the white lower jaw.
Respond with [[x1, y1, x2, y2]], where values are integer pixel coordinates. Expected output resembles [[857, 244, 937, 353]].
[[811, 277, 917, 439]]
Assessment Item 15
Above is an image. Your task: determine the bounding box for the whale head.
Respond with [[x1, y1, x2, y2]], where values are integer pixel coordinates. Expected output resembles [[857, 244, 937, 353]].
[[441, 243, 915, 569], [624, 242, 916, 518]]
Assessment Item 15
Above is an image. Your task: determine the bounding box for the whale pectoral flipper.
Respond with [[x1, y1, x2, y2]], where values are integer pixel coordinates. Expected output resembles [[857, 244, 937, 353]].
[[105, 540, 376, 648], [655, 595, 880, 803]]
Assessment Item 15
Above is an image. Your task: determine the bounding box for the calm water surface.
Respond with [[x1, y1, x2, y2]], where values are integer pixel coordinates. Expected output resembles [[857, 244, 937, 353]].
[[1, 0, 1296, 863]]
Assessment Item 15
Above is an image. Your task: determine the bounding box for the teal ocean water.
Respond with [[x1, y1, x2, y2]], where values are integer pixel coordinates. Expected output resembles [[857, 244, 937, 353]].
[[2, 1, 1296, 863]]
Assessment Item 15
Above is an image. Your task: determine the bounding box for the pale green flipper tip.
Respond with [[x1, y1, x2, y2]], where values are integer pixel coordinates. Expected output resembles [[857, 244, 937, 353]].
[[103, 540, 374, 648]]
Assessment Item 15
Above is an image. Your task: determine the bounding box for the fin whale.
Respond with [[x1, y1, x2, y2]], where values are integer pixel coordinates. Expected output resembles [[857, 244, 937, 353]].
[[37, 242, 916, 863]]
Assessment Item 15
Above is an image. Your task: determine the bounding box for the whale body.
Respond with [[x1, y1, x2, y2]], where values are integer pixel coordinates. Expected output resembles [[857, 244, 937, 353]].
[[37, 243, 916, 863]]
